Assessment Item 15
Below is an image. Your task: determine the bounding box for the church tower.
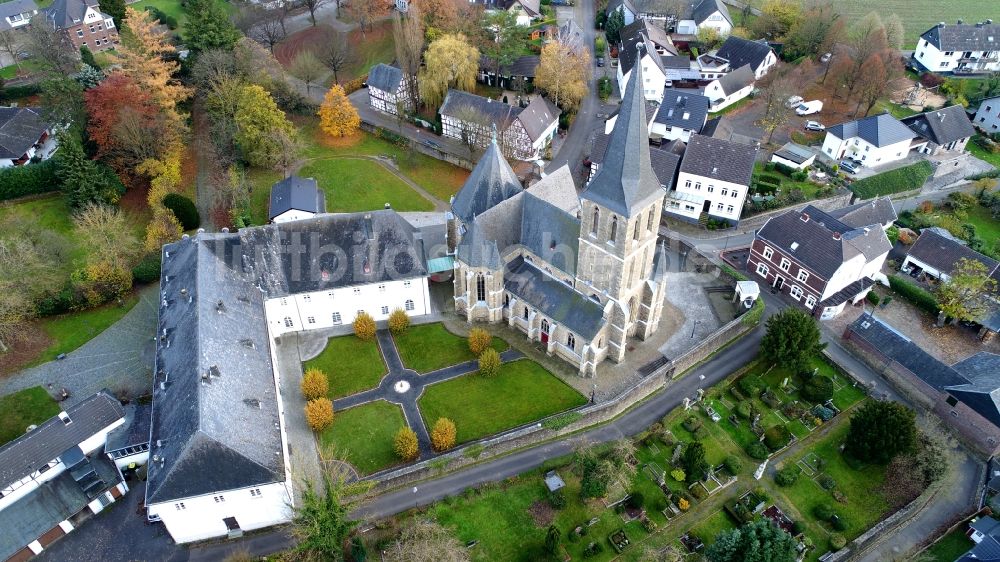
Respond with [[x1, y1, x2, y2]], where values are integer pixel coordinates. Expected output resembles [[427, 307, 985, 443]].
[[575, 47, 666, 362], [453, 221, 505, 322]]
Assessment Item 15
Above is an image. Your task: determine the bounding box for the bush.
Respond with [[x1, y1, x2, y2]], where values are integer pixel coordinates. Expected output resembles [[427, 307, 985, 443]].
[[818, 474, 836, 490], [548, 490, 566, 509], [468, 327, 492, 355], [388, 308, 409, 333], [831, 515, 847, 531], [814, 503, 835, 521], [131, 252, 162, 284], [736, 401, 752, 419], [0, 159, 60, 201], [353, 311, 376, 341], [682, 416, 703, 432], [143, 5, 178, 28], [775, 466, 800, 486], [738, 375, 765, 397], [678, 497, 690, 511], [300, 368, 329, 400], [671, 468, 686, 481], [162, 193, 200, 230], [801, 375, 835, 403], [430, 417, 457, 452], [830, 534, 847, 550], [850, 161, 934, 199], [626, 492, 645, 510], [791, 520, 806, 535], [393, 426, 419, 461], [888, 275, 939, 315], [304, 398, 334, 432], [746, 441, 770, 459], [763, 425, 792, 450], [478, 348, 501, 377], [690, 484, 708, 500], [866, 291, 880, 306], [723, 455, 742, 475], [0, 83, 42, 103]]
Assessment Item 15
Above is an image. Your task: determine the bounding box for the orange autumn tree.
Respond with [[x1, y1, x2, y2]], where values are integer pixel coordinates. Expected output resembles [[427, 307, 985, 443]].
[[318, 84, 360, 138]]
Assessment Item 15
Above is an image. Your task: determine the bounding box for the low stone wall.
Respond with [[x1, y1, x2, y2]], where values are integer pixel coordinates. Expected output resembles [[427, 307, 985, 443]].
[[740, 191, 853, 229], [359, 121, 477, 171]]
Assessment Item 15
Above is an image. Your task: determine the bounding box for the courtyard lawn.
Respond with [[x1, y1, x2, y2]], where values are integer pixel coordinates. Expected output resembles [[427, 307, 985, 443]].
[[903, 193, 1000, 249], [304, 336, 386, 398], [31, 294, 140, 366], [924, 527, 975, 561], [419, 360, 586, 443], [317, 400, 406, 474], [393, 323, 507, 373], [969, 136, 1000, 168], [0, 387, 61, 446], [689, 509, 738, 546], [129, 0, 234, 34]]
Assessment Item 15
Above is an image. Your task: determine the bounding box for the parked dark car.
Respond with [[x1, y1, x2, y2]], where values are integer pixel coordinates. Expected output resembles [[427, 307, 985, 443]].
[[596, 56, 605, 67]]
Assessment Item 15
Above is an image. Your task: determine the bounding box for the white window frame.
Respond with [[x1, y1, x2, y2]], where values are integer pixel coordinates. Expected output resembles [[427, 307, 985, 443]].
[[779, 258, 791, 272], [805, 295, 816, 309], [332, 312, 342, 324], [404, 299, 414, 311], [756, 262, 768, 277], [789, 285, 803, 300], [762, 246, 773, 260], [380, 305, 389, 314], [796, 270, 809, 283]]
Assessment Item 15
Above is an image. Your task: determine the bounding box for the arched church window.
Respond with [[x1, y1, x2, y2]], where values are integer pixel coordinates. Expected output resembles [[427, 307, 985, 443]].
[[503, 294, 510, 308], [476, 274, 486, 302], [633, 219, 640, 241], [647, 208, 655, 231], [523, 306, 529, 320], [541, 319, 549, 334], [609, 216, 617, 244], [567, 333, 576, 349], [591, 207, 600, 235]]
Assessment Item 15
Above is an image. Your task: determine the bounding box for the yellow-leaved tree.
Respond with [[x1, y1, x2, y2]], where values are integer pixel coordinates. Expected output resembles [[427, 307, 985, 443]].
[[318, 84, 360, 138], [535, 39, 591, 110], [139, 148, 185, 252], [394, 427, 419, 461], [418, 33, 479, 108]]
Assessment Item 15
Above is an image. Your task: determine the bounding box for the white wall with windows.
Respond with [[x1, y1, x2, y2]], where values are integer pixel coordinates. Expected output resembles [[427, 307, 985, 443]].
[[147, 483, 292, 544], [264, 276, 431, 336], [663, 171, 748, 223], [915, 36, 1000, 74], [974, 98, 1000, 132], [821, 133, 914, 168], [616, 56, 667, 102]]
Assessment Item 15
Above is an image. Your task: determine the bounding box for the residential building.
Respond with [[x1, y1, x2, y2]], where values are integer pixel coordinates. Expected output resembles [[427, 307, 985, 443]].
[[747, 205, 891, 318], [715, 36, 777, 79], [500, 0, 540, 26], [0, 391, 129, 562], [104, 402, 151, 471], [617, 35, 668, 102], [590, 133, 683, 190], [0, 0, 37, 30], [901, 228, 1000, 283], [704, 64, 755, 113], [901, 104, 977, 154], [451, 61, 670, 375], [366, 63, 413, 116], [960, 516, 1000, 561], [913, 20, 1000, 75], [820, 113, 922, 168], [44, 0, 117, 52], [648, 89, 710, 143], [674, 0, 731, 36], [606, 0, 730, 35], [974, 95, 1000, 132], [478, 55, 539, 89], [555, 19, 586, 50], [0, 107, 59, 168], [440, 90, 559, 161], [620, 19, 677, 55], [664, 133, 756, 224], [268, 176, 326, 224], [770, 142, 815, 170], [826, 196, 898, 230]]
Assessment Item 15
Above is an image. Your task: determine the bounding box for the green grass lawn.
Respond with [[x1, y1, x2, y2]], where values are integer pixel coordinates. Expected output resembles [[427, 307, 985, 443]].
[[969, 135, 1000, 168], [689, 509, 738, 545], [419, 360, 586, 443], [0, 387, 61, 446], [31, 294, 140, 366], [0, 59, 45, 80], [339, 20, 395, 82], [911, 193, 1000, 249], [129, 0, 234, 34], [923, 526, 975, 561], [873, 99, 919, 119], [317, 400, 406, 474], [393, 323, 507, 373], [303, 335, 386, 398]]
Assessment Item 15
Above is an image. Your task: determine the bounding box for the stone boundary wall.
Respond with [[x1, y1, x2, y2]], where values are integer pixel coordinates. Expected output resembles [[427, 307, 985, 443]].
[[359, 121, 477, 171], [740, 191, 853, 229]]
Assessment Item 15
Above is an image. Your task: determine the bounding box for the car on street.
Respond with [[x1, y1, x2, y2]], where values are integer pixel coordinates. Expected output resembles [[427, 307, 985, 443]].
[[804, 120, 825, 131], [820, 52, 832, 63], [785, 95, 804, 108], [424, 140, 442, 150], [840, 160, 859, 174], [795, 100, 824, 115], [596, 56, 604, 67]]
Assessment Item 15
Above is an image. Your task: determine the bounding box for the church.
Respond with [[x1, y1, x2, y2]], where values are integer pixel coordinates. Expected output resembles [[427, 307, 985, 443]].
[[450, 59, 670, 376]]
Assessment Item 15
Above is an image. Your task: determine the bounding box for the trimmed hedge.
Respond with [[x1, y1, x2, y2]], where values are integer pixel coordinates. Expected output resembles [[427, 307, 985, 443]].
[[162, 193, 200, 230], [0, 83, 42, 103], [132, 252, 163, 285], [0, 159, 61, 201], [888, 275, 939, 315], [849, 161, 933, 199]]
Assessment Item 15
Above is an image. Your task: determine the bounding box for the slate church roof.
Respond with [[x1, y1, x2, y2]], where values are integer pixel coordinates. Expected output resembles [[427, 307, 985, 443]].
[[457, 221, 502, 270], [451, 139, 522, 223], [505, 256, 605, 340]]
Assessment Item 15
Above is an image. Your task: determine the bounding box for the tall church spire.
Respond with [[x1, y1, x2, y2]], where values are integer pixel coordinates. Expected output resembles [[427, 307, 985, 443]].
[[451, 140, 521, 224], [581, 43, 663, 217]]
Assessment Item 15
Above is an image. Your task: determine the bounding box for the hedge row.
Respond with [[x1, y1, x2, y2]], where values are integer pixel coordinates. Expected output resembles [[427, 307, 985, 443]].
[[0, 159, 60, 201], [849, 160, 933, 199], [888, 275, 939, 316], [0, 83, 42, 103]]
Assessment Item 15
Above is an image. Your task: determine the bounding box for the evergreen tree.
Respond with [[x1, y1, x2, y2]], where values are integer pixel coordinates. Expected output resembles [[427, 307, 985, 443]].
[[682, 441, 709, 482], [706, 519, 796, 562], [759, 308, 825, 372], [79, 46, 98, 68], [605, 8, 624, 44], [293, 473, 357, 561], [184, 0, 241, 53], [100, 0, 126, 28], [844, 401, 917, 464], [55, 132, 124, 209]]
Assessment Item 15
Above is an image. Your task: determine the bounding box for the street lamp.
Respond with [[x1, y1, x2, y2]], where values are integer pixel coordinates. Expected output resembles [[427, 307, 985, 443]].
[[413, 486, 418, 511]]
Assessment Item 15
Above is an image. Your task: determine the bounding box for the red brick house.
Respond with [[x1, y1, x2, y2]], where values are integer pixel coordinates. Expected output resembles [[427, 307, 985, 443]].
[[44, 0, 118, 53]]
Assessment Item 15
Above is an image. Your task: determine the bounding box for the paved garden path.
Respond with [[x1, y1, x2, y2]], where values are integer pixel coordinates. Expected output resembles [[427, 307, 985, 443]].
[[333, 330, 523, 458], [0, 284, 160, 406]]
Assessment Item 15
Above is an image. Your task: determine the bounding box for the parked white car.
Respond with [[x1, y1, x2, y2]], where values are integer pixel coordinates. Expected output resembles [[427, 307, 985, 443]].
[[796, 100, 824, 115], [785, 95, 804, 108]]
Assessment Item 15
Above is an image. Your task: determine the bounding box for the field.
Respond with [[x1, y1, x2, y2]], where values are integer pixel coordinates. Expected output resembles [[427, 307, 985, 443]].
[[923, 526, 975, 561], [0, 387, 61, 446], [969, 136, 1000, 168], [303, 335, 387, 398], [418, 360, 587, 443], [317, 400, 407, 474], [129, 0, 234, 35], [274, 20, 395, 84], [392, 323, 507, 373]]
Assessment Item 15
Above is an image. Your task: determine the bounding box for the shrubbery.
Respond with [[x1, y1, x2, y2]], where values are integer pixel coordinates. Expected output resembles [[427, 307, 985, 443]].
[[888, 275, 939, 315], [736, 401, 753, 419], [143, 6, 178, 28], [353, 311, 376, 341], [430, 417, 457, 452], [388, 308, 409, 333], [802, 375, 834, 403], [849, 161, 933, 199], [746, 441, 769, 459], [301, 368, 329, 400], [775, 466, 800, 486], [738, 375, 765, 397], [394, 427, 419, 460], [0, 159, 60, 201], [304, 398, 334, 432], [723, 455, 742, 475], [830, 534, 847, 550], [478, 348, 501, 377], [468, 327, 492, 355], [162, 193, 200, 231], [131, 252, 162, 284], [763, 425, 792, 451]]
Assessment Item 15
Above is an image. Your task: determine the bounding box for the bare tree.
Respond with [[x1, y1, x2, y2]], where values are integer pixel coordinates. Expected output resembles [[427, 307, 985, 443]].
[[288, 50, 326, 94], [755, 67, 795, 144], [26, 13, 78, 75], [392, 7, 423, 105], [0, 29, 20, 72], [383, 521, 469, 562], [233, 3, 267, 36], [346, 0, 388, 35], [252, 10, 288, 53], [301, 0, 330, 25], [318, 28, 351, 83], [453, 105, 491, 158]]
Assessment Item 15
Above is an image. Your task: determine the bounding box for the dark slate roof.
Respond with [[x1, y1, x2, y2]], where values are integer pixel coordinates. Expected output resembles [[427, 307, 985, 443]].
[[921, 23, 1000, 52], [367, 63, 403, 93], [756, 205, 891, 279], [901, 104, 977, 146], [654, 89, 709, 132], [964, 517, 1000, 562], [517, 95, 559, 142], [621, 19, 676, 54], [772, 142, 814, 165], [0, 0, 37, 27], [650, 141, 683, 189], [582, 57, 665, 217], [520, 193, 581, 275], [619, 32, 665, 75], [661, 55, 692, 69], [679, 134, 756, 187], [440, 89, 522, 133], [688, 0, 731, 25], [244, 210, 429, 296], [480, 55, 540, 78], [456, 221, 501, 270], [819, 277, 873, 307], [0, 390, 123, 492], [0, 454, 120, 561], [947, 353, 1000, 427], [106, 402, 151, 454], [558, 19, 586, 50], [45, 0, 99, 29], [700, 116, 732, 139], [827, 197, 898, 228], [848, 313, 969, 390], [452, 139, 522, 223], [268, 175, 325, 220], [591, 132, 611, 164], [0, 107, 50, 160], [714, 64, 755, 96], [907, 229, 1000, 280], [505, 256, 605, 340], [716, 36, 772, 72], [827, 113, 917, 148], [147, 234, 286, 504]]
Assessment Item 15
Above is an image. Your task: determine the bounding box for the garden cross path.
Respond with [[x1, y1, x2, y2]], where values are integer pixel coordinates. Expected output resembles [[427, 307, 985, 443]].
[[333, 330, 524, 458]]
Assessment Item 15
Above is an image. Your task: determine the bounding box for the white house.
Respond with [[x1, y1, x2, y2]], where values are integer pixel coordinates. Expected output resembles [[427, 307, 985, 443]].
[[648, 89, 710, 143], [0, 0, 37, 29], [366, 63, 413, 116], [617, 36, 667, 102], [674, 0, 732, 36], [770, 142, 815, 170], [268, 176, 326, 224], [704, 64, 755, 113], [913, 21, 1000, 75], [715, 36, 777, 80], [440, 89, 558, 161], [664, 134, 756, 224], [901, 228, 1000, 283], [0, 107, 60, 168], [820, 113, 921, 168], [901, 104, 977, 155], [0, 391, 130, 561], [974, 96, 1000, 133], [496, 0, 539, 26]]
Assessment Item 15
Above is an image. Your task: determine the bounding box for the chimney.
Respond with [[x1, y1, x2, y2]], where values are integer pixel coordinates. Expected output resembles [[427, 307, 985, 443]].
[[938, 22, 946, 28], [384, 202, 391, 209], [939, 112, 946, 122], [800, 212, 810, 222], [957, 19, 963, 25], [832, 231, 841, 240]]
